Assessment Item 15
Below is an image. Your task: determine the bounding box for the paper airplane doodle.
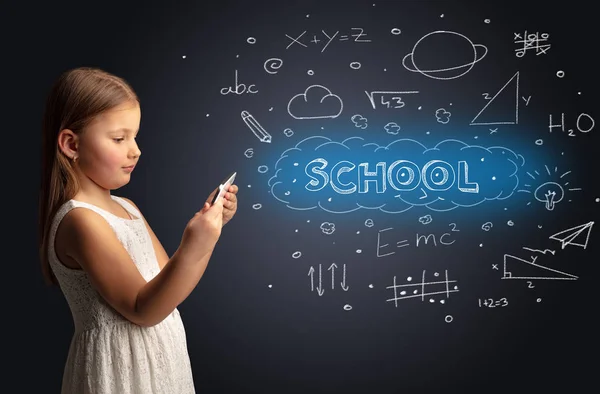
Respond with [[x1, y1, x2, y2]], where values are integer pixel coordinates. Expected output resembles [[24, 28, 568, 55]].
[[502, 254, 578, 280], [548, 221, 594, 250]]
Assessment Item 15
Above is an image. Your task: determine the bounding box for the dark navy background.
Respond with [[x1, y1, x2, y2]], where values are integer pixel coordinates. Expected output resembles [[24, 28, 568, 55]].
[[14, 0, 599, 392]]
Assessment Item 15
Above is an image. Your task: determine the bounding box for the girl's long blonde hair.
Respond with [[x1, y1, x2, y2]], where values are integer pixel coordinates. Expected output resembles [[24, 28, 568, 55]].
[[38, 67, 138, 286]]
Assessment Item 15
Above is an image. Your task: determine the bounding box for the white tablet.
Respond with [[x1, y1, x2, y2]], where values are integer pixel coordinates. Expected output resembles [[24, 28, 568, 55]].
[[211, 171, 236, 205]]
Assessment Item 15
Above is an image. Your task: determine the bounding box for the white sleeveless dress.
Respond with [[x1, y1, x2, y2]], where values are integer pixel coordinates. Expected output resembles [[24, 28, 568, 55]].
[[48, 195, 196, 393]]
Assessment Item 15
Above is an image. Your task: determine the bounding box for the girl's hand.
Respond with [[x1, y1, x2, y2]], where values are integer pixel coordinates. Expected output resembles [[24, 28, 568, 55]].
[[206, 184, 238, 227], [179, 199, 224, 262]]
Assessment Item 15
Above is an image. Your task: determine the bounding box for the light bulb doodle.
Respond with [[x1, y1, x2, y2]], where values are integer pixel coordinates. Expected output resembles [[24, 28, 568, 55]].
[[534, 181, 563, 210], [517, 165, 582, 210]]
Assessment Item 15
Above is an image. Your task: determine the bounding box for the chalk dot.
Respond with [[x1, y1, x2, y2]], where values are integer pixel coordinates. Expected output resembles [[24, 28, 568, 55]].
[[434, 272, 439, 277], [344, 304, 353, 311], [293, 162, 299, 166], [356, 249, 362, 253], [295, 229, 298, 232], [474, 136, 478, 139], [407, 276, 412, 281], [430, 299, 435, 303], [268, 284, 272, 288], [492, 176, 496, 180], [236, 54, 239, 58], [418, 106, 422, 110], [578, 91, 581, 95], [252, 203, 262, 210], [535, 139, 543, 145], [391, 28, 401, 35], [182, 55, 186, 59], [507, 220, 514, 226], [292, 251, 301, 258], [269, 107, 273, 111], [561, 152, 564, 155], [369, 284, 374, 288], [440, 299, 445, 304], [556, 70, 565, 78], [247, 184, 251, 188], [307, 220, 310, 223], [306, 14, 310, 18], [356, 231, 360, 234], [400, 290, 407, 295], [479, 243, 483, 247], [440, 14, 444, 18], [258, 165, 268, 173], [327, 197, 332, 202], [206, 113, 209, 117], [384, 68, 387, 72], [484, 19, 491, 23], [413, 290, 418, 294], [537, 298, 542, 303], [307, 70, 314, 75], [453, 286, 458, 290], [350, 62, 361, 70], [426, 131, 430, 135], [445, 315, 453, 323], [481, 158, 485, 162]]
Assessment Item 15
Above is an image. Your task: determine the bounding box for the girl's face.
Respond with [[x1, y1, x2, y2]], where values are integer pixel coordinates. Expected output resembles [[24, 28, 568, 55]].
[[76, 101, 142, 190]]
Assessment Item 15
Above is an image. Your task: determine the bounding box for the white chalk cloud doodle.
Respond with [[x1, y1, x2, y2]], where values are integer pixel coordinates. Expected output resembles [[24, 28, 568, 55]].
[[267, 136, 525, 213], [287, 84, 343, 120], [419, 215, 433, 225], [435, 108, 451, 124], [320, 222, 336, 235], [351, 114, 368, 129], [402, 31, 488, 80], [384, 122, 401, 135]]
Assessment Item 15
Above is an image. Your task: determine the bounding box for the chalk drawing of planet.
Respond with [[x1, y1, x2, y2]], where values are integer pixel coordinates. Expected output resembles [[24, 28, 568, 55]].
[[402, 30, 488, 80]]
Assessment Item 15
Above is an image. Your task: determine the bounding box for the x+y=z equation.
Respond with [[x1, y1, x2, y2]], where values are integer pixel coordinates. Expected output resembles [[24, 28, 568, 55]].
[[286, 28, 371, 52]]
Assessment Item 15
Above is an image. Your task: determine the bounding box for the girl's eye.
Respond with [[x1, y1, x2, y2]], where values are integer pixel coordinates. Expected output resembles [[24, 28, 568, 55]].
[[113, 138, 124, 143]]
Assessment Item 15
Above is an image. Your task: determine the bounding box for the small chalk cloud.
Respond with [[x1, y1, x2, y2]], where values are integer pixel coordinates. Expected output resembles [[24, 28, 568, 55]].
[[384, 122, 401, 135], [320, 222, 336, 235], [351, 114, 368, 129], [435, 108, 451, 124], [419, 214, 433, 225], [287, 84, 343, 120]]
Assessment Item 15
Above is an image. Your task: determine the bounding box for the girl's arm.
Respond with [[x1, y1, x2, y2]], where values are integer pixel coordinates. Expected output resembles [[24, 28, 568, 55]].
[[62, 202, 222, 327]]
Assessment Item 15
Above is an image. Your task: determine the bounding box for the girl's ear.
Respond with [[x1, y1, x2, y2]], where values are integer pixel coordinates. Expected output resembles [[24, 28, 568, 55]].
[[57, 129, 79, 159]]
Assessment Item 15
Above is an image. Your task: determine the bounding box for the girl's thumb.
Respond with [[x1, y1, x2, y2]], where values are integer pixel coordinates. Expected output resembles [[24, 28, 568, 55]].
[[196, 203, 210, 216]]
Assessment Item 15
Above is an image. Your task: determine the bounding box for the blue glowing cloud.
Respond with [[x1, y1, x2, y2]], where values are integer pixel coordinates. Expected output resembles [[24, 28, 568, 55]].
[[268, 136, 525, 213]]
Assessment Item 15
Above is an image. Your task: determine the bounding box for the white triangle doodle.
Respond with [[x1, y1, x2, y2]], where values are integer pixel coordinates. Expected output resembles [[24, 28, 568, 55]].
[[549, 221, 594, 250], [502, 254, 578, 280], [470, 71, 519, 125]]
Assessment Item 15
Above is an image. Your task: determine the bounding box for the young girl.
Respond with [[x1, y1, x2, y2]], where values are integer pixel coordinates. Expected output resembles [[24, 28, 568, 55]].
[[38, 66, 238, 393]]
